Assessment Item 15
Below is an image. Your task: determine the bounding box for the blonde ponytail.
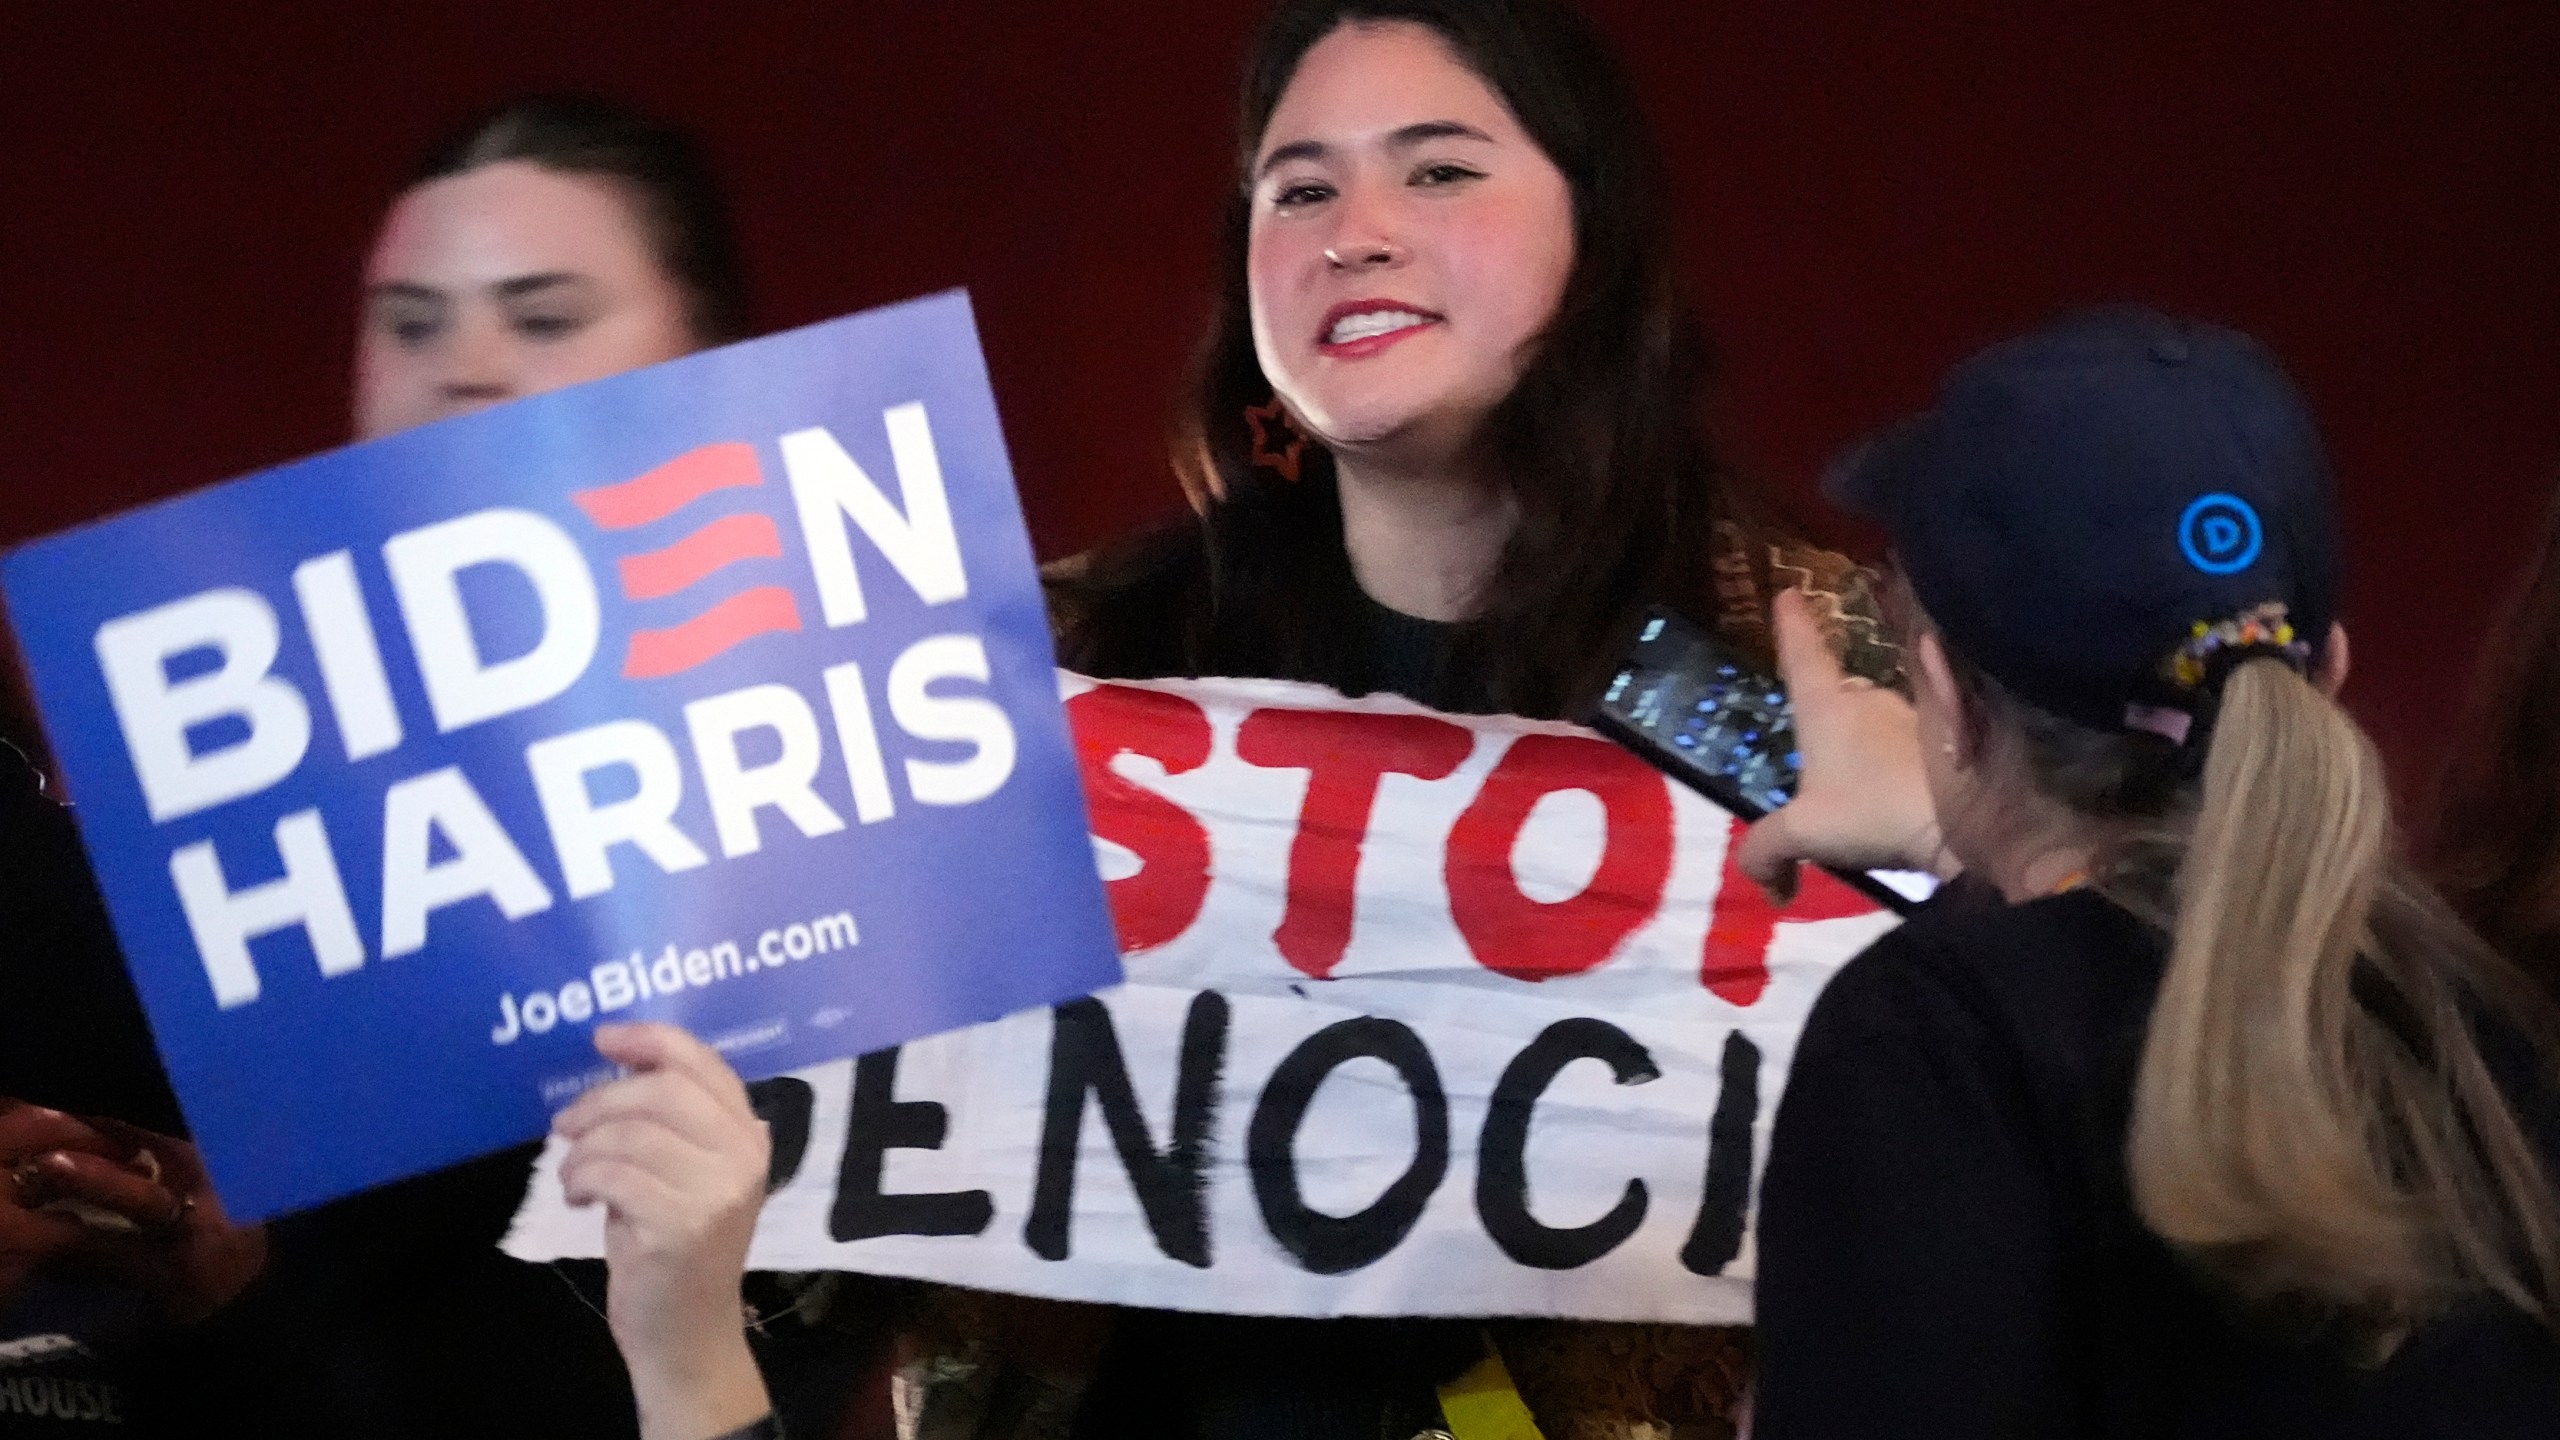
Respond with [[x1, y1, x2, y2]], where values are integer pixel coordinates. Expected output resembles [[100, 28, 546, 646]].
[[2129, 658, 2560, 1338]]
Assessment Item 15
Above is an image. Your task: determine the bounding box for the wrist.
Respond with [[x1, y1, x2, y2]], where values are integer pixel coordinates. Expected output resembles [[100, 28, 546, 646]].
[[624, 1326, 771, 1440]]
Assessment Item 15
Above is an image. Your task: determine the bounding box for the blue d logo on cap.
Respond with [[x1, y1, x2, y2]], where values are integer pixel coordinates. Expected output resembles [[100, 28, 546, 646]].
[[2179, 492, 2264, 575]]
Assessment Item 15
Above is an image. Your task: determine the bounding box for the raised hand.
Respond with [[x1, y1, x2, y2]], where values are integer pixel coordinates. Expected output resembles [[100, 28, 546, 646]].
[[555, 1022, 774, 1440], [1734, 587, 1951, 902]]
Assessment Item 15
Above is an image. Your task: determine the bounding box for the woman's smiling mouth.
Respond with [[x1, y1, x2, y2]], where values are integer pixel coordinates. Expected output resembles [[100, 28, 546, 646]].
[[1318, 300, 1441, 358]]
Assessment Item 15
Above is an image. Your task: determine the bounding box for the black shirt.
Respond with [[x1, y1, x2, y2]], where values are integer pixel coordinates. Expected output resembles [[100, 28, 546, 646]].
[[1755, 889, 2560, 1439], [0, 747, 181, 1132], [1340, 589, 1493, 716], [1, 745, 185, 1437], [1070, 589, 1486, 1440]]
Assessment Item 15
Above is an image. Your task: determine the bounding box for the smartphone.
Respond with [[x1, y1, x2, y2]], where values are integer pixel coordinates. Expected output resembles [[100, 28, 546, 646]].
[[1592, 606, 1937, 914]]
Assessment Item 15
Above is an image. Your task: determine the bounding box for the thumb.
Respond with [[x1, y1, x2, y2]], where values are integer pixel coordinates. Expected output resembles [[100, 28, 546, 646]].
[[1732, 807, 1803, 908], [593, 1021, 681, 1073]]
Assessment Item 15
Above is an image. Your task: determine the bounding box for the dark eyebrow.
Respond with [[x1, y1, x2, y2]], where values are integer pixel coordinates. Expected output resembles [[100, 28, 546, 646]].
[[1385, 119, 1495, 150], [491, 272, 590, 301], [1256, 139, 1329, 178], [1254, 120, 1498, 180]]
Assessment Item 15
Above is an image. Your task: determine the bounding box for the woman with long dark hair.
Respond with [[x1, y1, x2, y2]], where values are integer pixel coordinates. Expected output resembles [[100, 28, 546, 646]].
[[1053, 0, 1897, 1433], [1053, 0, 1812, 717], [593, 2, 1897, 1436]]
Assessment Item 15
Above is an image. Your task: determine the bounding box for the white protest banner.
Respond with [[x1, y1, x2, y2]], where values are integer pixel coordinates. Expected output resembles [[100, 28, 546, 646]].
[[507, 674, 1898, 1323]]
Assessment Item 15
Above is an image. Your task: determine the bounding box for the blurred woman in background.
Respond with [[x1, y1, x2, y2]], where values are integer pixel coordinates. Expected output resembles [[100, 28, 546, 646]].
[[0, 93, 814, 1440], [287, 92, 908, 1440], [353, 93, 748, 439]]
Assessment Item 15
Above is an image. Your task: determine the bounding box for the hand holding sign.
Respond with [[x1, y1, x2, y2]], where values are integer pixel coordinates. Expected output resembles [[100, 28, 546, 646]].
[[556, 1022, 774, 1440], [514, 676, 1908, 1326], [4, 292, 1122, 1218], [0, 1102, 264, 1323]]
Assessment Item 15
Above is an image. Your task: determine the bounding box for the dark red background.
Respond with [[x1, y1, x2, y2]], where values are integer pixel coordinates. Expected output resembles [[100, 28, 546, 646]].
[[5, 3, 2554, 800]]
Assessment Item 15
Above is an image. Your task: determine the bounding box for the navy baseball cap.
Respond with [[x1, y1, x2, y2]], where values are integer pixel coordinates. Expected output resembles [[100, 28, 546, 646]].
[[1827, 307, 2341, 735]]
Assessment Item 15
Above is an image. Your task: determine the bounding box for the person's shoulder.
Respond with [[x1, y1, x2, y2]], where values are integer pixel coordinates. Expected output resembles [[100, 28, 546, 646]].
[[1040, 549, 1101, 649], [1040, 548, 1100, 636], [1809, 890, 2161, 1050], [1043, 525, 1211, 680]]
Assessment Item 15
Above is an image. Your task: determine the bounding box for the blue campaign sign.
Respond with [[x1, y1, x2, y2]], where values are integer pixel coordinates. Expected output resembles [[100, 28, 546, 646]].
[[2, 291, 1123, 1220]]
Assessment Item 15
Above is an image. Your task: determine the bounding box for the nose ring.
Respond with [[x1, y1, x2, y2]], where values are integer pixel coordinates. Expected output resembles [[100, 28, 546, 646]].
[[1323, 240, 1401, 267]]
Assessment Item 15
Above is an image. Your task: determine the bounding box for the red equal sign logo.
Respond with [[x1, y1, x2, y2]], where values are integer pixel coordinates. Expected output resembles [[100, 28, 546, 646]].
[[571, 444, 807, 679]]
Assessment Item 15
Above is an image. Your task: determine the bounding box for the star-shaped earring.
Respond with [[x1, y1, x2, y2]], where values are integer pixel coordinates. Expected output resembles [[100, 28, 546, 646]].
[[1245, 398, 1309, 484]]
